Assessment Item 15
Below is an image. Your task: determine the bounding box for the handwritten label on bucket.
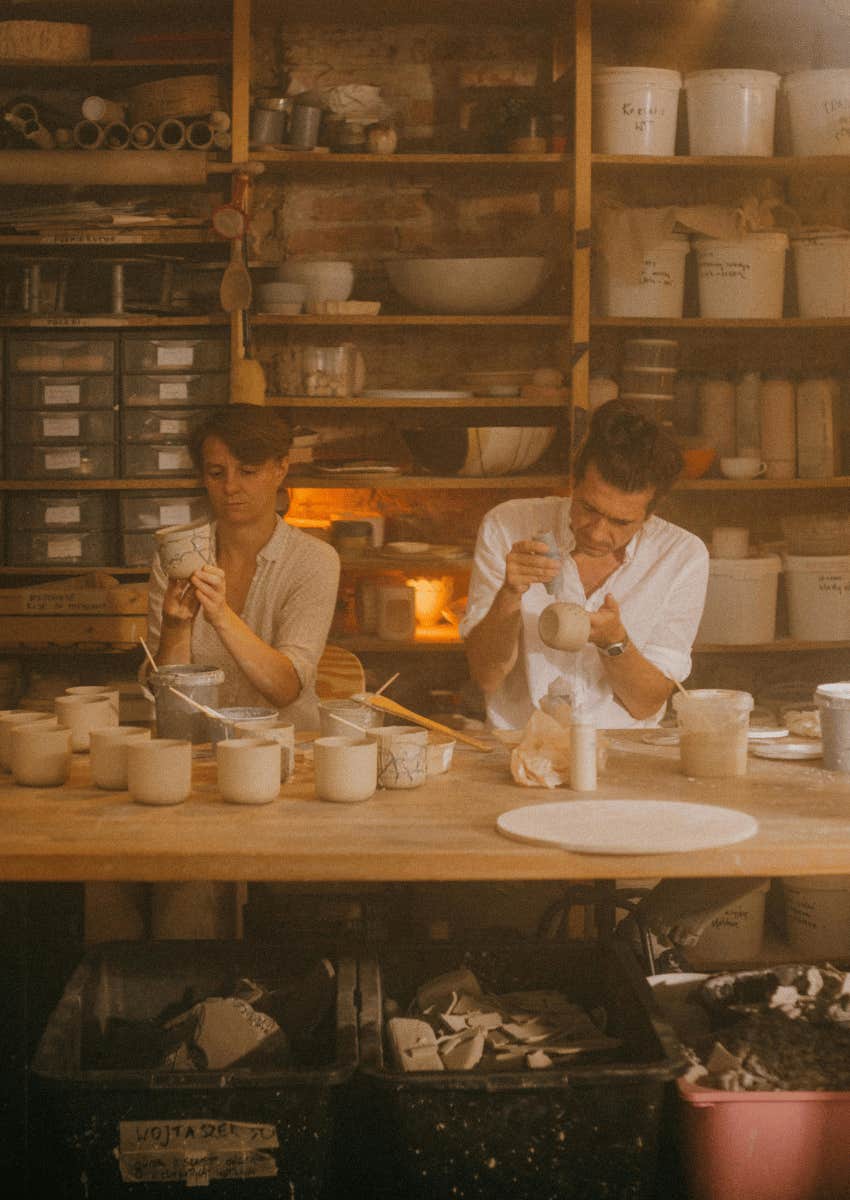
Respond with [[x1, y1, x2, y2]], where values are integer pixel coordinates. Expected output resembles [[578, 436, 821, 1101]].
[[117, 1119, 279, 1186]]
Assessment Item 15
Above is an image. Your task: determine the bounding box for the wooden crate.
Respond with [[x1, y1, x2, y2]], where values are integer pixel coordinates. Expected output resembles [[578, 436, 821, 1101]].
[[0, 573, 148, 649]]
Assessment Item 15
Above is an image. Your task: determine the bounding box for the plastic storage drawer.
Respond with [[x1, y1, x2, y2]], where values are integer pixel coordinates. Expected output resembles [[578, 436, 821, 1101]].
[[8, 492, 115, 531], [9, 375, 115, 409], [8, 409, 115, 444], [122, 335, 228, 374], [122, 372, 228, 407], [120, 491, 208, 531], [17, 444, 115, 480], [122, 408, 206, 444], [122, 443, 193, 477], [120, 531, 156, 567], [9, 337, 115, 374], [357, 940, 685, 1200], [30, 941, 357, 1199], [8, 529, 115, 567]]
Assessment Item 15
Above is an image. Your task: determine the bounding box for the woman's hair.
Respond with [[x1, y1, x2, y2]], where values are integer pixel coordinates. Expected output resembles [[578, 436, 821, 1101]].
[[189, 405, 293, 473], [573, 400, 683, 504]]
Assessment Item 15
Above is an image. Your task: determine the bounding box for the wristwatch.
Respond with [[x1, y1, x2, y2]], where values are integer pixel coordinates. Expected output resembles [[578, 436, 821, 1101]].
[[600, 631, 630, 657]]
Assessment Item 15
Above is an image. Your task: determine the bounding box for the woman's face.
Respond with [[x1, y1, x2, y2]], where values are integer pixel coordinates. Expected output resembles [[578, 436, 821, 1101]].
[[200, 436, 288, 526]]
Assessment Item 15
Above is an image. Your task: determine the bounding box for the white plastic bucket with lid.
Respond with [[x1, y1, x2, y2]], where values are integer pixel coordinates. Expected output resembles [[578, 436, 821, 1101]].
[[782, 68, 850, 155], [597, 235, 689, 317], [689, 881, 770, 965], [815, 682, 850, 772], [696, 231, 788, 318], [782, 875, 850, 957], [697, 554, 781, 644], [684, 69, 780, 156], [592, 66, 682, 155], [792, 229, 850, 317], [672, 689, 754, 778], [783, 554, 850, 641]]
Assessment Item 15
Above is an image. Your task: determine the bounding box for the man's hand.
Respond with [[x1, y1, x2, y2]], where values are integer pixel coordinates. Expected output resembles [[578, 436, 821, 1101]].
[[588, 592, 627, 648], [503, 538, 561, 597], [190, 563, 230, 629]]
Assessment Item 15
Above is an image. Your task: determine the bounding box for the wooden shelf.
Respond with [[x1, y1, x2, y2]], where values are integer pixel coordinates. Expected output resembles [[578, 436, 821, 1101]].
[[254, 151, 569, 167], [253, 315, 569, 327], [696, 640, 850, 653], [0, 315, 227, 328], [0, 228, 219, 247], [593, 153, 850, 176], [338, 554, 472, 571], [593, 317, 850, 329], [0, 566, 146, 578], [0, 478, 201, 491], [271, 394, 569, 409], [676, 476, 850, 491], [287, 472, 569, 489], [0, 56, 228, 71]]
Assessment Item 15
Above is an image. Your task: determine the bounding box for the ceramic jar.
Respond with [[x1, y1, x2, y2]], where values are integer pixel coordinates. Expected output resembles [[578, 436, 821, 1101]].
[[236, 719, 295, 782], [313, 735, 377, 802], [0, 711, 54, 771], [217, 737, 281, 804], [538, 602, 591, 651], [127, 738, 193, 805], [10, 719, 72, 786], [154, 518, 212, 579], [89, 726, 152, 790], [55, 693, 118, 751]]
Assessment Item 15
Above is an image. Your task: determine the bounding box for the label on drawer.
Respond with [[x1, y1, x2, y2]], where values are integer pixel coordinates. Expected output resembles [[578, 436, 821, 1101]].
[[117, 1119, 279, 1186], [159, 418, 188, 435], [44, 449, 81, 470], [42, 416, 80, 438], [159, 380, 188, 401], [43, 383, 81, 406], [158, 448, 192, 471], [47, 534, 82, 560], [160, 503, 191, 526], [157, 346, 194, 368], [45, 504, 81, 525]]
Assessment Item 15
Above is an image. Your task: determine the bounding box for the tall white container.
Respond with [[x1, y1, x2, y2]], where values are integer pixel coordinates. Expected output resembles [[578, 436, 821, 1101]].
[[689, 881, 770, 964], [592, 66, 682, 155], [782, 68, 850, 155], [792, 229, 850, 317], [735, 370, 761, 457], [796, 376, 841, 479], [783, 554, 850, 640], [697, 555, 781, 645], [684, 69, 780, 156], [782, 876, 850, 958], [597, 236, 689, 317], [696, 231, 788, 318], [698, 376, 736, 456], [759, 373, 796, 479]]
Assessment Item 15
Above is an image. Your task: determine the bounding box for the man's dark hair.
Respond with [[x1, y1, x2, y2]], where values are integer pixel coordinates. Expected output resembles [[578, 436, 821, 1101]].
[[573, 400, 683, 504], [189, 404, 293, 473]]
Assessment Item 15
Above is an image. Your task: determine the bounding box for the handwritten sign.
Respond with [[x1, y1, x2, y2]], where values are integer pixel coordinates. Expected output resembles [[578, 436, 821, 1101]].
[[117, 1119, 279, 1186]]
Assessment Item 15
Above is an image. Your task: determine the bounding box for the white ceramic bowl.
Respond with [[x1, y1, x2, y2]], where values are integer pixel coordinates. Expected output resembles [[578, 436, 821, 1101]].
[[258, 281, 307, 302], [275, 260, 354, 304], [404, 426, 556, 477], [385, 256, 549, 314]]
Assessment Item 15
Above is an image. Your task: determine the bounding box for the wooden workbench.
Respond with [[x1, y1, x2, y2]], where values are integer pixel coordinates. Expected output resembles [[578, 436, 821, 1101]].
[[1, 732, 847, 883]]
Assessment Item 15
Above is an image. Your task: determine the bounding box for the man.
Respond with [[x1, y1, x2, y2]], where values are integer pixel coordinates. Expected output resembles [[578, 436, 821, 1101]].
[[461, 401, 709, 729]]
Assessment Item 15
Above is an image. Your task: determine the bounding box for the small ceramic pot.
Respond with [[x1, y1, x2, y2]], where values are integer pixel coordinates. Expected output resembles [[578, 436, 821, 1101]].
[[314, 735, 377, 803], [155, 518, 212, 579], [89, 726, 152, 790], [55, 693, 119, 751], [236, 719, 294, 781], [11, 720, 71, 787], [65, 685, 120, 719], [217, 737, 281, 804], [427, 731, 456, 775], [369, 725, 428, 789], [0, 711, 54, 771], [127, 738, 193, 805], [318, 699, 383, 737], [538, 601, 591, 652]]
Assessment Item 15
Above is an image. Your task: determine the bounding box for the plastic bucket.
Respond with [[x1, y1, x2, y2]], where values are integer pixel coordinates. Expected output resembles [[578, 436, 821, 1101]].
[[672, 689, 754, 778], [783, 68, 850, 155], [689, 881, 770, 965], [697, 555, 781, 644], [684, 69, 780, 156], [696, 231, 788, 318], [149, 664, 225, 744], [597, 236, 689, 317], [783, 554, 850, 641], [792, 229, 850, 316], [815, 682, 850, 772], [592, 66, 682, 155], [783, 874, 850, 956]]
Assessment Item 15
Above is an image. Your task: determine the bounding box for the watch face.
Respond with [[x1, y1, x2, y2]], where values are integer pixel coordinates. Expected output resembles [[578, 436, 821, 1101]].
[[604, 641, 626, 656]]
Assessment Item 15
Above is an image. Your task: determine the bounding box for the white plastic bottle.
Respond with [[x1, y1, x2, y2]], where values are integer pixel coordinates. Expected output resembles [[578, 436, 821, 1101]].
[[570, 709, 597, 791]]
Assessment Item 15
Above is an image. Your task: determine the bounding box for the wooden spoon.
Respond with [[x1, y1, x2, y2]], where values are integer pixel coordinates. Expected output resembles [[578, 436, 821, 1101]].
[[219, 235, 252, 313], [356, 692, 492, 752]]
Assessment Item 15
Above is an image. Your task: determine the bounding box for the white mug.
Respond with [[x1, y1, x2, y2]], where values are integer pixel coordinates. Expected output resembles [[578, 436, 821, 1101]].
[[711, 526, 750, 559], [217, 737, 281, 804], [314, 735, 377, 803], [127, 738, 192, 805], [89, 726, 152, 790], [719, 456, 767, 480], [10, 720, 71, 787], [538, 602, 591, 652], [64, 686, 120, 719], [0, 711, 54, 771], [369, 725, 428, 789], [55, 693, 119, 751], [236, 719, 295, 782]]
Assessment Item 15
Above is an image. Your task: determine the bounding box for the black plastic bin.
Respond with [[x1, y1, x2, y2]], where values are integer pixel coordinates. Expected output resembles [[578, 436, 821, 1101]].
[[29, 940, 357, 1199], [356, 938, 687, 1200]]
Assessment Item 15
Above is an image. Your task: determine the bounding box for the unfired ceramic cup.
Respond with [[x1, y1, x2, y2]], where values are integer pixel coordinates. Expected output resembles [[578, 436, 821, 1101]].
[[155, 518, 213, 579], [64, 686, 120, 718], [10, 719, 72, 787], [369, 725, 428, 789], [313, 735, 377, 803], [217, 737, 281, 804], [236, 719, 294, 781], [0, 711, 54, 771], [538, 601, 591, 651], [127, 738, 193, 805], [89, 726, 152, 790], [719, 456, 766, 480], [55, 693, 119, 751], [427, 731, 456, 775]]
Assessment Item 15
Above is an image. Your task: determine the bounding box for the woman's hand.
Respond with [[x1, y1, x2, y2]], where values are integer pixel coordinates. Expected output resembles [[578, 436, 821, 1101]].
[[190, 564, 230, 629], [161, 576, 200, 625]]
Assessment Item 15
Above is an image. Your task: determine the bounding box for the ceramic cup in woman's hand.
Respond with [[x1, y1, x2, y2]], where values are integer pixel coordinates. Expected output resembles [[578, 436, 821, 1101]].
[[155, 519, 212, 579]]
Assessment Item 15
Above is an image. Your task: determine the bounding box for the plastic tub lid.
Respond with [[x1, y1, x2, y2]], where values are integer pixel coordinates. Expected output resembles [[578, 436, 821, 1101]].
[[618, 391, 678, 401], [783, 67, 850, 91], [150, 663, 225, 687], [708, 553, 782, 576], [684, 68, 780, 88], [782, 873, 850, 890], [816, 682, 850, 708], [782, 553, 850, 569], [592, 65, 682, 86], [791, 226, 850, 244], [695, 231, 790, 250]]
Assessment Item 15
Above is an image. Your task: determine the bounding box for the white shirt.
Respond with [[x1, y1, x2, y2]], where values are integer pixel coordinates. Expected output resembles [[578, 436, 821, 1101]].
[[459, 496, 709, 730]]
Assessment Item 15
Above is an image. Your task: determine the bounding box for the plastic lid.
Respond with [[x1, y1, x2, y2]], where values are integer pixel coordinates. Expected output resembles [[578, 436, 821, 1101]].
[[783, 553, 850, 569], [783, 67, 850, 90], [816, 682, 850, 707], [708, 553, 782, 576], [782, 874, 850, 890], [791, 227, 850, 243], [695, 231, 790, 249], [151, 664, 225, 687], [592, 65, 682, 85], [684, 68, 780, 87]]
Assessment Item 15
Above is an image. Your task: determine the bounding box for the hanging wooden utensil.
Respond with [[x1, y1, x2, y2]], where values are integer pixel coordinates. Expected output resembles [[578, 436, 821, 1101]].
[[356, 692, 492, 752], [231, 283, 266, 406], [215, 205, 252, 313]]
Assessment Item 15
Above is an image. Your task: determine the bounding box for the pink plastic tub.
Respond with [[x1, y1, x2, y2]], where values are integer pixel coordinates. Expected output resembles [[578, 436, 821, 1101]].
[[678, 1077, 850, 1200]]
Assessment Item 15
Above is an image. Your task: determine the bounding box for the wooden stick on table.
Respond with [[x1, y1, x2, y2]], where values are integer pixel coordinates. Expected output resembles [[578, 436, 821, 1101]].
[[357, 692, 492, 752]]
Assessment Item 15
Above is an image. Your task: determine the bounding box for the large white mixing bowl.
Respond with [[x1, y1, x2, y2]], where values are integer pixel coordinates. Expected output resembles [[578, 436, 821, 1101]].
[[386, 256, 549, 314]]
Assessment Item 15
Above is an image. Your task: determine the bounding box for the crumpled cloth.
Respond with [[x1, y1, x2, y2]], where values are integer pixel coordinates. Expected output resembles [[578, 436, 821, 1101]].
[[510, 710, 571, 789]]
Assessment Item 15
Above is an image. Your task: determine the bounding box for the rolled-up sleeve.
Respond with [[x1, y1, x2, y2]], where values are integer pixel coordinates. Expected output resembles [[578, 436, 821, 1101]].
[[458, 514, 510, 639], [639, 539, 710, 683]]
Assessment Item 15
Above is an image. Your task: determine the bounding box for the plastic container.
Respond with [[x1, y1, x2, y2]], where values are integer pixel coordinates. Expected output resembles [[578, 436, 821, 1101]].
[[783, 68, 850, 156], [206, 705, 279, 745], [622, 338, 679, 369], [9, 375, 114, 409], [122, 372, 228, 407], [687, 880, 770, 965], [357, 939, 685, 1200], [673, 689, 754, 778], [30, 940, 357, 1199], [815, 682, 850, 772], [619, 366, 676, 396], [120, 491, 208, 531], [695, 232, 788, 318], [122, 334, 228, 374], [8, 492, 114, 530], [149, 664, 225, 743], [781, 511, 850, 556], [9, 336, 115, 374], [698, 376, 736, 456], [122, 443, 193, 478], [792, 229, 850, 317], [759, 373, 796, 478], [121, 531, 156, 567], [783, 554, 850, 641], [735, 370, 761, 456], [597, 235, 689, 317], [8, 529, 114, 567], [697, 555, 781, 645], [8, 408, 115, 444], [122, 408, 206, 444], [15, 444, 115, 480], [591, 66, 682, 155], [796, 375, 841, 478], [782, 874, 850, 957], [684, 69, 780, 156]]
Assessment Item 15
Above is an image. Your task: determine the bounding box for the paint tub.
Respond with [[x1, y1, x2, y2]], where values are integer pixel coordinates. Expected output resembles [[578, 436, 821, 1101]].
[[684, 68, 780, 156], [597, 235, 689, 317], [782, 68, 850, 155], [792, 228, 850, 316], [782, 874, 850, 957], [697, 555, 781, 645], [592, 65, 682, 155], [688, 880, 770, 965], [148, 663, 224, 744], [783, 554, 850, 641], [815, 682, 850, 772], [695, 231, 788, 318], [673, 689, 754, 778]]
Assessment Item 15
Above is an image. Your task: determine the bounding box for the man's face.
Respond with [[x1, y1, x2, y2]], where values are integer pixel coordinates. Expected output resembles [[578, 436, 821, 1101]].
[[570, 462, 655, 558]]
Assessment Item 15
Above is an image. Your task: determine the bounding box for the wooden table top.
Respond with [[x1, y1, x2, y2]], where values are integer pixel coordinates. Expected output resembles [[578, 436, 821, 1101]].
[[1, 730, 848, 883]]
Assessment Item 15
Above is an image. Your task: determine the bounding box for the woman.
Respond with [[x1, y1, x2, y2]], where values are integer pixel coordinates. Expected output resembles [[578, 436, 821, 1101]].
[[146, 404, 340, 730]]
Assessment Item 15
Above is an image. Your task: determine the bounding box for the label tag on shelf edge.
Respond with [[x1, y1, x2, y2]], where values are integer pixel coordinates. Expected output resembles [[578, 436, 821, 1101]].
[[158, 448, 192, 471], [42, 416, 80, 438], [159, 381, 189, 401], [47, 534, 82, 559], [45, 505, 81, 525], [157, 347, 195, 368], [43, 384, 81, 406], [44, 449, 81, 470]]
